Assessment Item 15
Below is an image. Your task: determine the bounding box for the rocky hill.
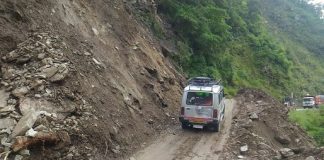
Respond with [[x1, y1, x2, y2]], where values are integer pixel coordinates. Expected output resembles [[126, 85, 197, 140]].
[[0, 0, 184, 159]]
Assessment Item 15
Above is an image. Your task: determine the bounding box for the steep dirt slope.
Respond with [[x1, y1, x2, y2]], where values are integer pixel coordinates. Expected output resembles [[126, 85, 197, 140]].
[[0, 0, 184, 159]]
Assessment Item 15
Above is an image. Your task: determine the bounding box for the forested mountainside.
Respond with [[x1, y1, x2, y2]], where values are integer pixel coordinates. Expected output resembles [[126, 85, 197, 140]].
[[153, 0, 324, 97]]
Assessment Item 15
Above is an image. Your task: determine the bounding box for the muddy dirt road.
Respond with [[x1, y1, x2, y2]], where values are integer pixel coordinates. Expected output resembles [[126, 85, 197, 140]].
[[132, 99, 235, 160]]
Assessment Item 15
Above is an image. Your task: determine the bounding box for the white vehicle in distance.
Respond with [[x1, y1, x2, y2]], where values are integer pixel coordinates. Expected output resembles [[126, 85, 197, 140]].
[[179, 77, 225, 132], [303, 96, 315, 108]]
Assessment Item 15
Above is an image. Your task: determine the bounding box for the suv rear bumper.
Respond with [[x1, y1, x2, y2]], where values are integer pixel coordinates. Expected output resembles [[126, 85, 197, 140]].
[[179, 117, 219, 127]]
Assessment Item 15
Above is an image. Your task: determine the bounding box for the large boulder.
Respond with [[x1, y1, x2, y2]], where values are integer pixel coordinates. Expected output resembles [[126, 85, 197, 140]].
[[19, 98, 56, 116], [12, 87, 30, 98], [10, 111, 50, 139]]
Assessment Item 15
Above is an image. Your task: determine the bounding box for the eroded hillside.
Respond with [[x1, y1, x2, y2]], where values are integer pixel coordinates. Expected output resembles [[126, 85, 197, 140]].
[[0, 0, 185, 159]]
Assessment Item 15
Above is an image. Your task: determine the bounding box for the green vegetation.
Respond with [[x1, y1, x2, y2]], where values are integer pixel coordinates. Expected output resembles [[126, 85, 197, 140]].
[[154, 0, 324, 97], [289, 106, 324, 146], [258, 0, 324, 98]]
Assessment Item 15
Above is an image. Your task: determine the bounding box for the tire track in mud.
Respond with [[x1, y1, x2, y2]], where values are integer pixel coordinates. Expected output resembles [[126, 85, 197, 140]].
[[132, 99, 235, 160]]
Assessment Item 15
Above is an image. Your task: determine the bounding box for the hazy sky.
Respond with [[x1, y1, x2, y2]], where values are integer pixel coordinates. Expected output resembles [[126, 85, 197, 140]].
[[310, 0, 324, 4]]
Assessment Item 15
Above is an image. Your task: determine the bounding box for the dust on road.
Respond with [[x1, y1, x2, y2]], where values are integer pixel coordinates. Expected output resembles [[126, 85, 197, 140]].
[[132, 99, 235, 160]]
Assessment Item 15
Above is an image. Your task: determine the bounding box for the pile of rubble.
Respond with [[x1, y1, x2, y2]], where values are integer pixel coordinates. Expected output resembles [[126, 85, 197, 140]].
[[222, 89, 324, 160], [0, 33, 94, 159]]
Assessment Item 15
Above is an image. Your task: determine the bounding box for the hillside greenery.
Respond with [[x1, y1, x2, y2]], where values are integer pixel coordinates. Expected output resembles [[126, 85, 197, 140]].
[[289, 106, 324, 146], [153, 0, 324, 98]]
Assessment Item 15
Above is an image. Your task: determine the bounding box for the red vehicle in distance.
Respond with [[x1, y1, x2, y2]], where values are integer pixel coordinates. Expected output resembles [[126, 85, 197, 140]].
[[315, 95, 324, 108]]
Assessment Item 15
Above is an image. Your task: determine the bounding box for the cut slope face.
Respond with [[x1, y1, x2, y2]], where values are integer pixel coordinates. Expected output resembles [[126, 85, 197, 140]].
[[222, 89, 323, 160], [0, 0, 184, 159]]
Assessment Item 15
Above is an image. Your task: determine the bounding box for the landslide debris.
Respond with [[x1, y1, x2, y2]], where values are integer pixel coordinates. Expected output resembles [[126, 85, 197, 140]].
[[0, 32, 94, 160], [222, 89, 324, 160], [0, 0, 184, 159]]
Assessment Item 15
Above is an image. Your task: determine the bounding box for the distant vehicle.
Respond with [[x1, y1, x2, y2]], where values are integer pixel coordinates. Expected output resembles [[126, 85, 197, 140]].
[[179, 77, 225, 132], [283, 96, 294, 106], [315, 95, 324, 108], [303, 96, 315, 108]]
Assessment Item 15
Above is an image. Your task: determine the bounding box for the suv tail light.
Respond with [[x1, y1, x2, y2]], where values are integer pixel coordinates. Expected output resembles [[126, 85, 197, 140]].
[[180, 107, 185, 115], [213, 109, 218, 118]]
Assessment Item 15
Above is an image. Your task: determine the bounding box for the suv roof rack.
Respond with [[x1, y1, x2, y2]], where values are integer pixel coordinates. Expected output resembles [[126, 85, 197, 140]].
[[188, 77, 221, 86]]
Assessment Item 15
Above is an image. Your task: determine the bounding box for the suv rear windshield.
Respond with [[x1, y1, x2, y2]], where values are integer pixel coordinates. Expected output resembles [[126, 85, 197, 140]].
[[186, 92, 213, 106]]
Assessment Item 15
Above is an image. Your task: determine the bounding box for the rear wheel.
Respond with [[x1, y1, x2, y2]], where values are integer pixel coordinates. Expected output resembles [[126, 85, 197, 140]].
[[209, 123, 220, 132]]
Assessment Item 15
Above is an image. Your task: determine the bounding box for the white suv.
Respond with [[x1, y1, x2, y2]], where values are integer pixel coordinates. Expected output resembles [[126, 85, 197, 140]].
[[179, 77, 225, 132]]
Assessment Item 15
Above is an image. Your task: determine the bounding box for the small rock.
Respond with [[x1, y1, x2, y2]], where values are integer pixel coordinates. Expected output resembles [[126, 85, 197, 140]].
[[112, 126, 118, 135], [2, 50, 21, 62], [34, 125, 48, 132], [84, 52, 91, 56], [0, 118, 16, 129], [35, 94, 42, 98], [41, 57, 54, 65], [305, 156, 315, 160], [133, 46, 138, 50], [37, 53, 46, 60], [112, 149, 120, 154], [50, 64, 69, 82], [92, 58, 101, 65], [19, 149, 30, 156], [129, 157, 136, 160], [148, 119, 154, 124], [12, 86, 29, 98], [30, 79, 44, 89], [238, 155, 244, 159], [256, 100, 263, 104], [14, 155, 23, 160], [1, 81, 9, 87], [0, 89, 10, 108], [291, 147, 305, 154], [66, 153, 73, 160], [273, 155, 282, 160], [16, 54, 31, 64], [240, 145, 248, 154], [279, 148, 294, 158], [40, 65, 58, 78], [7, 99, 17, 105], [249, 113, 259, 120], [92, 27, 99, 36], [1, 137, 11, 147], [25, 128, 38, 137], [274, 134, 291, 145], [0, 105, 15, 113], [0, 128, 12, 135]]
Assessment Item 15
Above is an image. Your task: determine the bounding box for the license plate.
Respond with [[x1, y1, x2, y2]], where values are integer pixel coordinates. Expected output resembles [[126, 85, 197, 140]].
[[193, 125, 203, 129], [190, 117, 208, 124]]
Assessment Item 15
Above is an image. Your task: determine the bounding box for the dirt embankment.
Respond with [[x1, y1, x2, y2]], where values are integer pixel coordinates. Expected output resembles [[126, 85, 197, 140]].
[[222, 89, 324, 160], [0, 0, 185, 159]]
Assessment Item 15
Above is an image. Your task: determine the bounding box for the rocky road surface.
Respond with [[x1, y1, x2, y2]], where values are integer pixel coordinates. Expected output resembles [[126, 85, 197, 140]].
[[132, 99, 235, 160]]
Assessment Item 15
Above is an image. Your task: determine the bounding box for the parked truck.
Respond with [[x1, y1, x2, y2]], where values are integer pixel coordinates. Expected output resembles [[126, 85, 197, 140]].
[[302, 96, 315, 108], [315, 95, 324, 108]]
